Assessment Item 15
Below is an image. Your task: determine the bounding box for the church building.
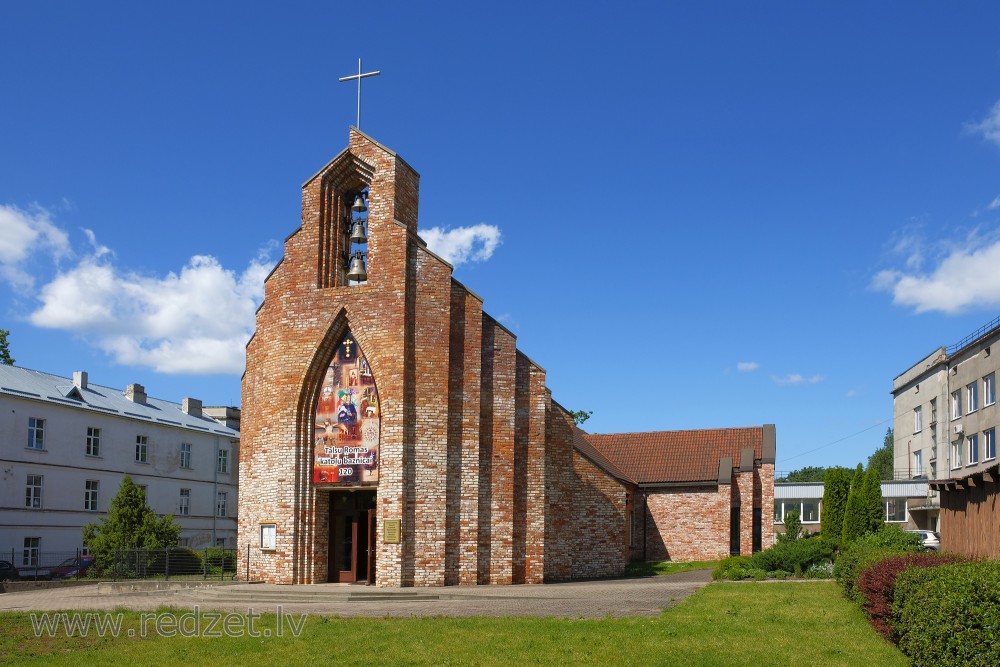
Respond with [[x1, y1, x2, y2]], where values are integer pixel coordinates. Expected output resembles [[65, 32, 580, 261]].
[[237, 128, 775, 586]]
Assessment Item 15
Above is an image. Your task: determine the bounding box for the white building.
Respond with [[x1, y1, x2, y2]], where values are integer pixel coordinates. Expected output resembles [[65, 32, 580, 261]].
[[0, 365, 239, 566], [891, 316, 1000, 532], [774, 479, 929, 535]]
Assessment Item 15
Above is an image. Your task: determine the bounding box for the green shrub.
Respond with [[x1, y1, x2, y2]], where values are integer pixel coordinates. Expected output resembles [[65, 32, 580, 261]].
[[894, 560, 1000, 666], [833, 525, 922, 603], [713, 556, 752, 580], [749, 536, 835, 574], [778, 508, 801, 542]]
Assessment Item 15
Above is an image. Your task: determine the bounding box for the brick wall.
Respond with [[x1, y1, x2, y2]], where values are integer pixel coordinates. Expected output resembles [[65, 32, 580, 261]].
[[571, 452, 629, 578], [636, 485, 732, 561]]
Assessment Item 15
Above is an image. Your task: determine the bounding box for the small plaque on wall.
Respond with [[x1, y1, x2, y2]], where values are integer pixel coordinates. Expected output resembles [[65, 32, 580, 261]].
[[383, 519, 401, 544]]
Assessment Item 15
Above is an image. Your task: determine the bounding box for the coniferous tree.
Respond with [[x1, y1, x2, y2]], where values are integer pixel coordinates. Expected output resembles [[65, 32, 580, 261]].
[[841, 464, 866, 543], [821, 467, 850, 542], [863, 465, 886, 534]]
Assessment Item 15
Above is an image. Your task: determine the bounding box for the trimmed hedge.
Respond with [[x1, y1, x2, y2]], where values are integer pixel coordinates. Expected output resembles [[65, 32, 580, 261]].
[[833, 525, 922, 603], [855, 552, 963, 639], [893, 560, 1000, 667]]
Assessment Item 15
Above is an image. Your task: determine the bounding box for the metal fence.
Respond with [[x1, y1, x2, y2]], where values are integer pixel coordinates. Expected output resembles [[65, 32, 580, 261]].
[[3, 547, 237, 582]]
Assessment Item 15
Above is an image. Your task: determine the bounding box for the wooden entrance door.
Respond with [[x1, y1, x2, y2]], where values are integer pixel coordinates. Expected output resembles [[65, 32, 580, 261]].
[[329, 491, 376, 583]]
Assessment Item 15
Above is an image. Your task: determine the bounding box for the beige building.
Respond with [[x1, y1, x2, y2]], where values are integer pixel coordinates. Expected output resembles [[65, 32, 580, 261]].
[[891, 316, 1000, 532]]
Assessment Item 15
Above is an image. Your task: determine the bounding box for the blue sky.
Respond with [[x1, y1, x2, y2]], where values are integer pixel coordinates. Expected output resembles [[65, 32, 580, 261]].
[[4, 2, 1000, 472]]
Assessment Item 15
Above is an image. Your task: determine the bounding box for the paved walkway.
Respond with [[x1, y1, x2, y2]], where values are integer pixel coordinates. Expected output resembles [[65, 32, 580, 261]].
[[0, 570, 712, 618]]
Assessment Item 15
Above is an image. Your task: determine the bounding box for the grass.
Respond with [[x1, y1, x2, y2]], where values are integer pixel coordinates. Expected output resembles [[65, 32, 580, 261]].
[[0, 582, 905, 666], [624, 560, 717, 577]]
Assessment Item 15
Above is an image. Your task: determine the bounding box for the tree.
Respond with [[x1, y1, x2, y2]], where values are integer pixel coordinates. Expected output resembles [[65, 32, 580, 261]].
[[779, 508, 802, 542], [83, 475, 180, 571], [867, 427, 894, 480], [777, 465, 828, 483], [571, 410, 592, 426], [821, 467, 851, 543], [862, 464, 886, 534], [841, 464, 867, 543], [0, 329, 14, 365]]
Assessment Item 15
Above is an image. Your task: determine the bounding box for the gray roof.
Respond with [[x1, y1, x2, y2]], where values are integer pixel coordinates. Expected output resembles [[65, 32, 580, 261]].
[[0, 365, 239, 438]]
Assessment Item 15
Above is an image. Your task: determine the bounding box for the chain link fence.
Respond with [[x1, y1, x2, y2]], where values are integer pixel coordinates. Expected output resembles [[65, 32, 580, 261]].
[[3, 547, 237, 582]]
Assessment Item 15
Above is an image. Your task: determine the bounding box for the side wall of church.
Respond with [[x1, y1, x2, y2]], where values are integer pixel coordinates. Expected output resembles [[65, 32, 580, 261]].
[[571, 452, 630, 578], [636, 485, 733, 562]]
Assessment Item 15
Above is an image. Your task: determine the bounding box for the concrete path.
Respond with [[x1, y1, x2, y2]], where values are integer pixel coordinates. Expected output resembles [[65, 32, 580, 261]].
[[0, 570, 712, 618]]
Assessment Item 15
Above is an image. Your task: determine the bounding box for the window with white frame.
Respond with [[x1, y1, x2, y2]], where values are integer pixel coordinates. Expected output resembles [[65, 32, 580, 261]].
[[216, 492, 228, 517], [967, 382, 979, 413], [773, 499, 821, 524], [84, 480, 99, 511], [25, 474, 42, 509], [86, 427, 101, 456], [952, 390, 963, 419], [986, 428, 997, 461], [180, 443, 192, 469], [217, 448, 229, 474], [968, 434, 979, 465], [930, 397, 938, 423], [952, 440, 963, 469], [22, 537, 39, 566], [135, 435, 148, 463], [885, 498, 907, 522], [27, 417, 44, 449], [178, 488, 190, 516], [913, 450, 923, 477], [913, 406, 923, 433], [986, 373, 997, 407]]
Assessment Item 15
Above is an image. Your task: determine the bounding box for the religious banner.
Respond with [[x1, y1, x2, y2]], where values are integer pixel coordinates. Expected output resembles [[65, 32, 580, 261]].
[[313, 331, 380, 485]]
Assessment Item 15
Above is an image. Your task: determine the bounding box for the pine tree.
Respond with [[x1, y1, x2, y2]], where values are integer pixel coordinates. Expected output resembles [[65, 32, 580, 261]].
[[821, 467, 850, 542], [841, 463, 866, 543]]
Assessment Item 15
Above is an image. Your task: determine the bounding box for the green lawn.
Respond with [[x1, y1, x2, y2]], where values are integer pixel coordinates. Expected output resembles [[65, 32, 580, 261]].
[[624, 560, 717, 576], [0, 582, 906, 666]]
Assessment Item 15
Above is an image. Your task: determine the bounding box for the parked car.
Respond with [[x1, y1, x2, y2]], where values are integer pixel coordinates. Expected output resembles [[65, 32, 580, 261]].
[[0, 560, 20, 582], [49, 555, 96, 579], [906, 530, 940, 551]]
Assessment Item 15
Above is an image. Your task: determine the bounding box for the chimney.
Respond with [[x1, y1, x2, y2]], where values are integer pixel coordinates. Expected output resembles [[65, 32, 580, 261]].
[[73, 371, 88, 390], [182, 397, 203, 418], [125, 383, 147, 404]]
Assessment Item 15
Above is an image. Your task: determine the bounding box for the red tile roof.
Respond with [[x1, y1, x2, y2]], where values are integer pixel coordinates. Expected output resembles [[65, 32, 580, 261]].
[[580, 426, 765, 485]]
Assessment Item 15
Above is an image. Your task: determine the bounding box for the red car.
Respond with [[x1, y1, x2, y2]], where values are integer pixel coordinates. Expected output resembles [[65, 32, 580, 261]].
[[49, 555, 95, 579]]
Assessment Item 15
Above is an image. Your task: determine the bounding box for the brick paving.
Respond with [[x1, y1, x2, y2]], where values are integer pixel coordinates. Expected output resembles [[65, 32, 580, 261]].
[[0, 570, 712, 618]]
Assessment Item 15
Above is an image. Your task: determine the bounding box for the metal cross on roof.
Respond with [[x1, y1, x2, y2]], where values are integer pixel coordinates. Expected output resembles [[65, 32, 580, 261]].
[[339, 58, 381, 130]]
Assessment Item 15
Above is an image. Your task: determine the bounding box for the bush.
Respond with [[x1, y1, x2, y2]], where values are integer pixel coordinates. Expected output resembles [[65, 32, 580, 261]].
[[713, 556, 752, 580], [894, 560, 1000, 666], [749, 536, 835, 575], [855, 552, 964, 640], [833, 525, 923, 603]]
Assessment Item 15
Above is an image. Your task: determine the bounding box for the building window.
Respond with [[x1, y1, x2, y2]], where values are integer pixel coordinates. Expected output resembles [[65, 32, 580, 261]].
[[967, 382, 979, 413], [25, 474, 42, 509], [913, 406, 923, 434], [773, 499, 821, 524], [216, 492, 228, 517], [86, 427, 101, 456], [216, 538, 227, 548], [217, 449, 229, 474], [22, 537, 40, 567], [178, 489, 190, 516], [913, 450, 923, 477], [986, 428, 997, 461], [986, 373, 997, 407], [84, 480, 99, 511], [885, 498, 907, 522], [968, 434, 980, 465], [27, 417, 44, 449], [952, 440, 963, 469], [135, 435, 148, 463], [180, 443, 192, 469], [178, 537, 191, 548], [951, 390, 963, 419], [930, 398, 937, 423]]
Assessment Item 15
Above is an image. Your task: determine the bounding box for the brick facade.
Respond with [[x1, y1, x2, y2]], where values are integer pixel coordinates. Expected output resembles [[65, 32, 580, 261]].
[[238, 128, 776, 586]]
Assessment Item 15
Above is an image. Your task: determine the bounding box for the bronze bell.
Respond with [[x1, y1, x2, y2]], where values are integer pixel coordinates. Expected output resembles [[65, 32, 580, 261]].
[[346, 252, 368, 282], [349, 221, 368, 245], [351, 194, 367, 213]]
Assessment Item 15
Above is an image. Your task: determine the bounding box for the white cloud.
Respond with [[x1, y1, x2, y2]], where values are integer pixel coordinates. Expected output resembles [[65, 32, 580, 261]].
[[421, 224, 501, 266], [736, 361, 759, 372], [846, 389, 859, 398], [873, 235, 1000, 314], [770, 374, 824, 386], [988, 196, 1000, 211], [30, 245, 274, 375], [968, 99, 1000, 149], [0, 204, 70, 289]]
